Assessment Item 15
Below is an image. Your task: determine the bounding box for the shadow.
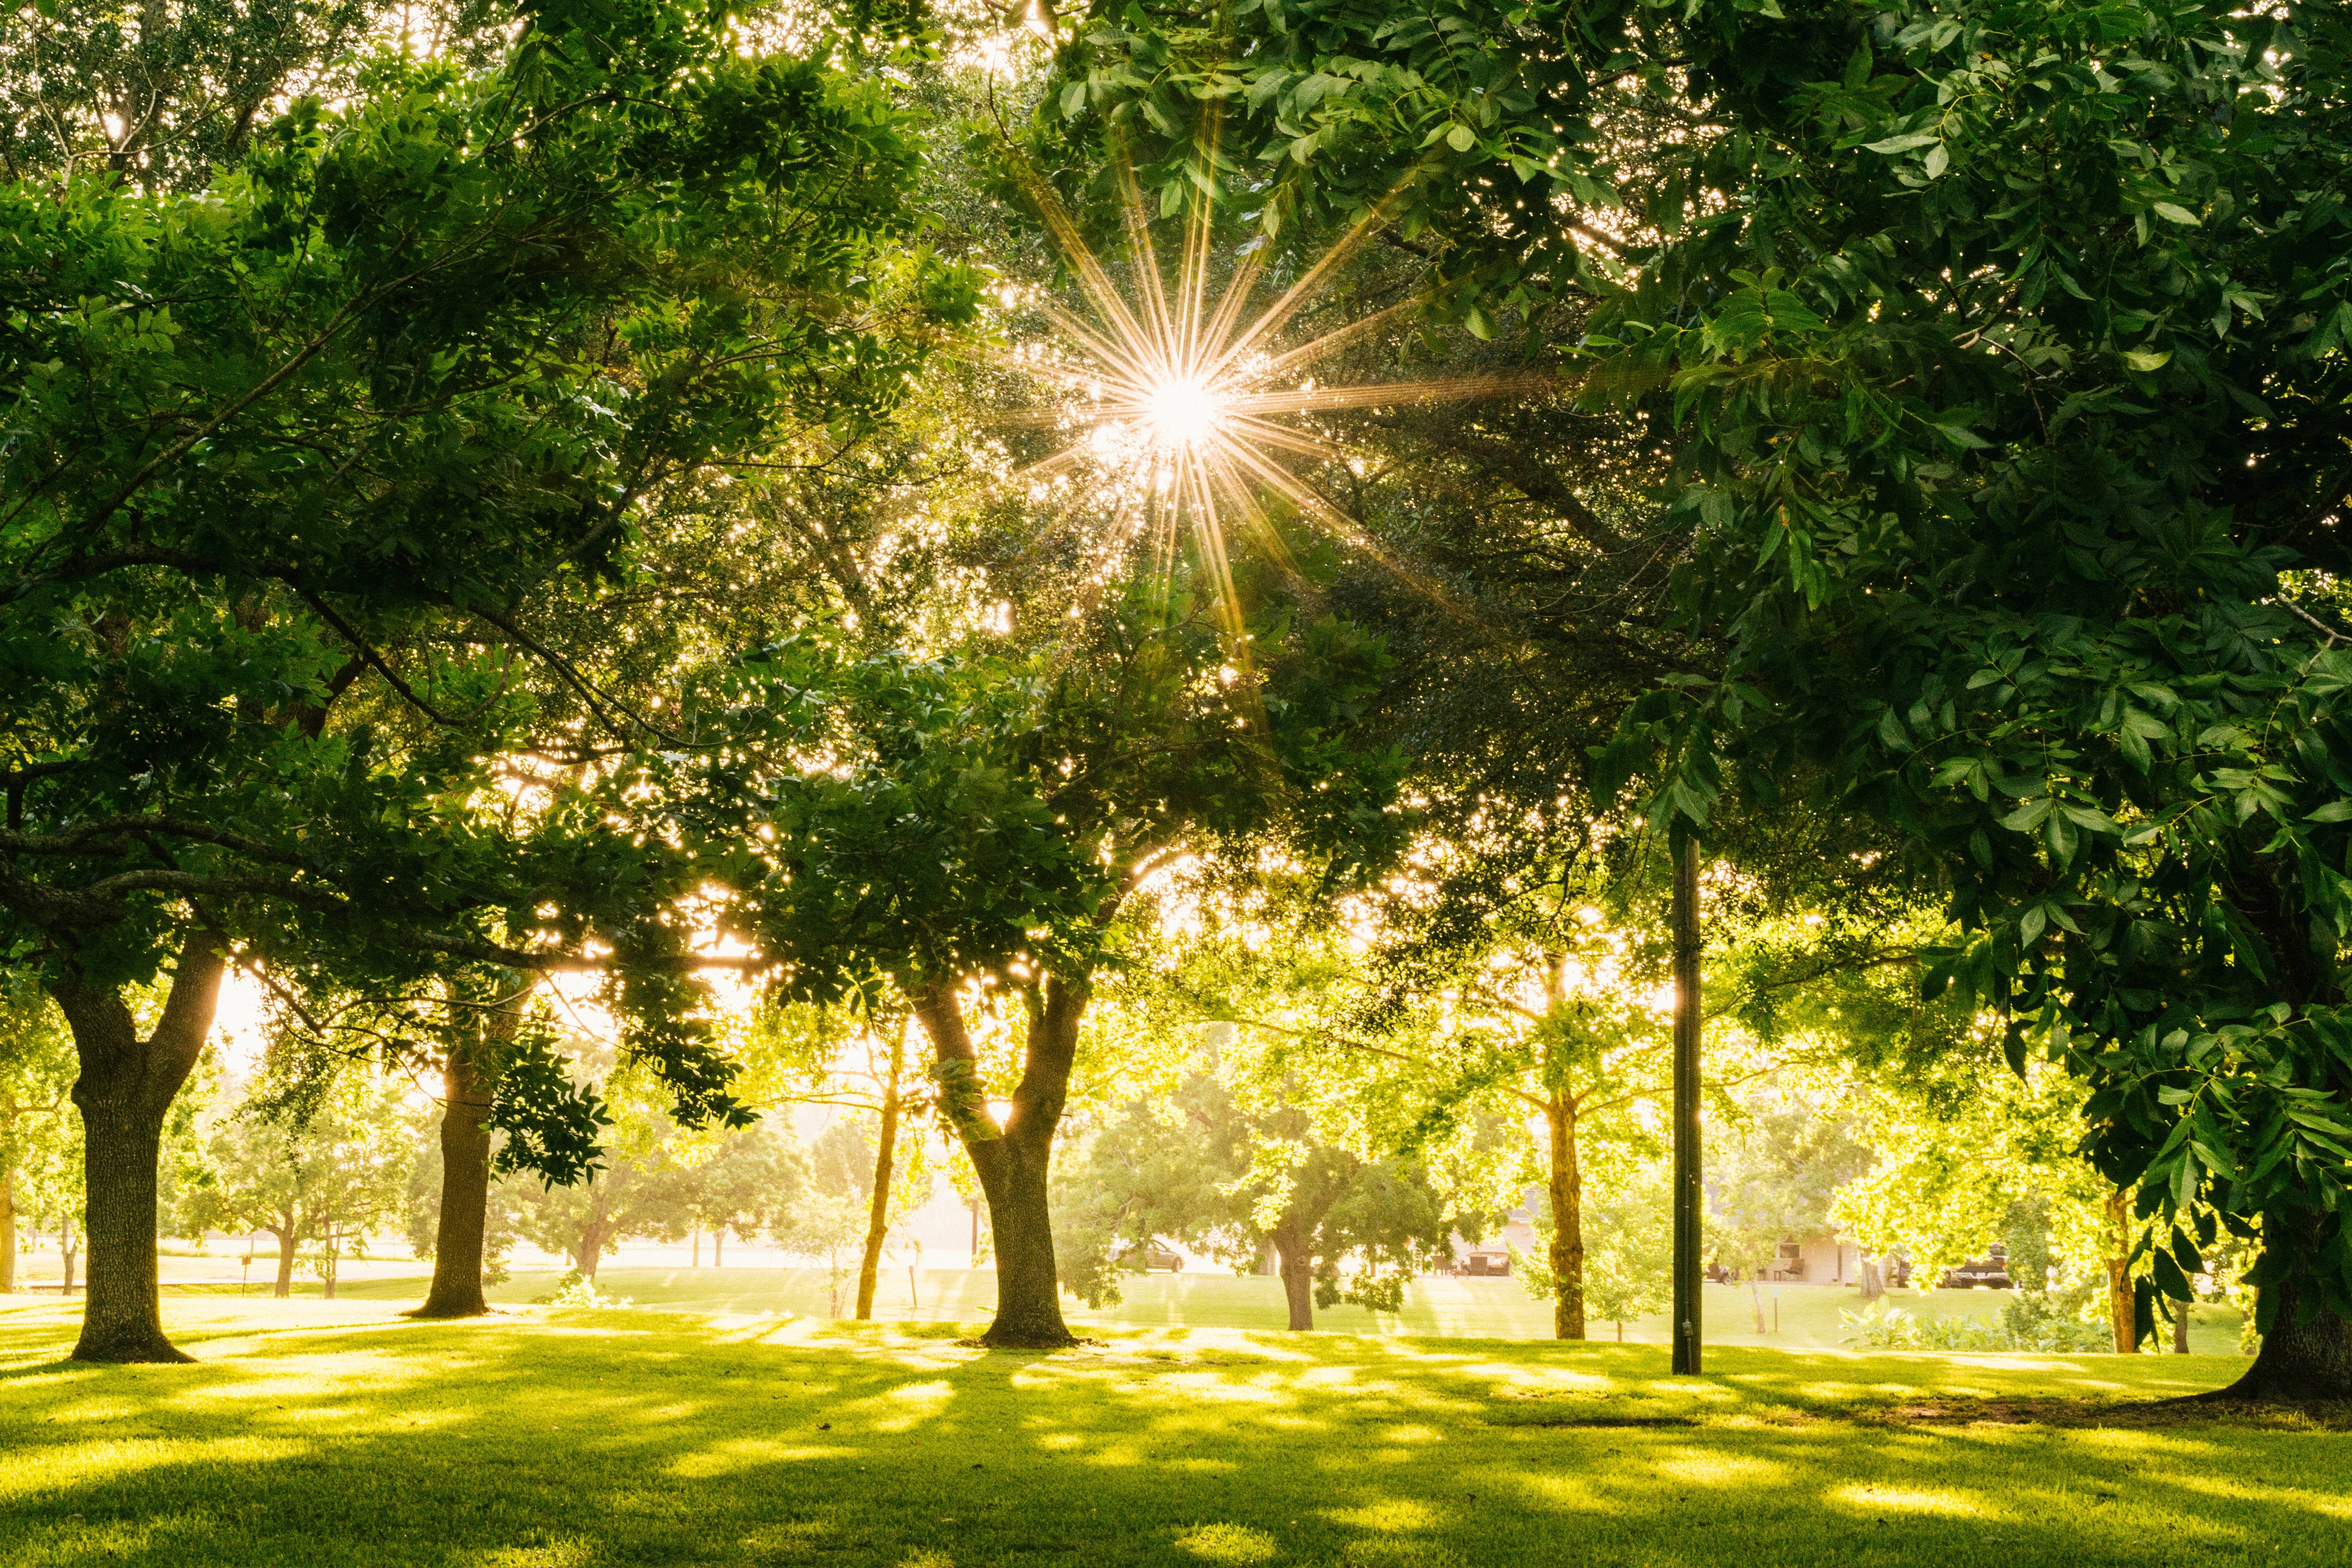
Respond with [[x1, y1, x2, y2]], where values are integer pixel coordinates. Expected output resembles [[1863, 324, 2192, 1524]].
[[0, 1300, 2336, 1568]]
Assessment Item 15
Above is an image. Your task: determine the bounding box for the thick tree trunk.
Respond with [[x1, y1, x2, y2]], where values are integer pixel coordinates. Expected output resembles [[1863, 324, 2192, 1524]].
[[1546, 1094, 1585, 1340], [413, 1044, 495, 1318], [914, 979, 1083, 1348], [2216, 1247, 2352, 1402], [1859, 1257, 1884, 1300], [1272, 1225, 1314, 1331], [855, 1028, 905, 1321], [52, 936, 225, 1361], [2106, 1187, 2135, 1355], [2174, 1302, 2192, 1354], [271, 1224, 296, 1298]]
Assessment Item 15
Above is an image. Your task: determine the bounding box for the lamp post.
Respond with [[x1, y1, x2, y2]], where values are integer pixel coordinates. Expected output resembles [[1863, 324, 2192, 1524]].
[[1671, 834, 1704, 1376]]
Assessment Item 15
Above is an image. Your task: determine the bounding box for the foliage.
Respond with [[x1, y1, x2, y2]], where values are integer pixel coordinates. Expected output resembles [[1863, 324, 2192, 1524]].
[[1840, 1296, 2110, 1355], [1072, 0, 2352, 1345], [0, 0, 974, 1168]]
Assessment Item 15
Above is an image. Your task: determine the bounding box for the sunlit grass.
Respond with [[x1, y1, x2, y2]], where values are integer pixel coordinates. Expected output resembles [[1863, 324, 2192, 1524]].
[[2, 1297, 2340, 1567]]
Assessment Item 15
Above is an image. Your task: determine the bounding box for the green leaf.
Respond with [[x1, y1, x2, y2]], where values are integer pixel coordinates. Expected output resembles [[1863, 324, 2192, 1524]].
[[2122, 349, 2171, 372], [2151, 202, 2200, 226], [1446, 124, 1476, 153], [1861, 133, 1940, 154]]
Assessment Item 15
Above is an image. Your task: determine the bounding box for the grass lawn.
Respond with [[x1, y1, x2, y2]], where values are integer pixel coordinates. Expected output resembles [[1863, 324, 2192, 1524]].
[[289, 1267, 2251, 1354], [3, 1298, 2343, 1568]]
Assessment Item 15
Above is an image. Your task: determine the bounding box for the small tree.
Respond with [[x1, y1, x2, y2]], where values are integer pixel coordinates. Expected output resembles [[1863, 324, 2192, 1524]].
[[183, 1071, 410, 1299]]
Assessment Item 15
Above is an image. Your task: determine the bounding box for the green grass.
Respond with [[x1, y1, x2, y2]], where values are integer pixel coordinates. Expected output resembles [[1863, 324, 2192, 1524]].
[[295, 1267, 2250, 1354], [2, 1296, 2341, 1568]]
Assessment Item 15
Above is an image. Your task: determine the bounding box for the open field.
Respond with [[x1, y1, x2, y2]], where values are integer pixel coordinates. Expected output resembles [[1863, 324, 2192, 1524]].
[[174, 1266, 2249, 1355], [2, 1297, 2338, 1568]]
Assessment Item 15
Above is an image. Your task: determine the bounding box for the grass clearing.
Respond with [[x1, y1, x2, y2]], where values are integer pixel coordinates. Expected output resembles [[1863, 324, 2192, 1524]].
[[262, 1267, 2254, 1353], [3, 1297, 2341, 1567]]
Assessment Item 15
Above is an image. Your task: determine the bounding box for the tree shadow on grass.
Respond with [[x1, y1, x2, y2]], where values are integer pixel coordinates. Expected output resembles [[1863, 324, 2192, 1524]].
[[0, 1305, 2343, 1568]]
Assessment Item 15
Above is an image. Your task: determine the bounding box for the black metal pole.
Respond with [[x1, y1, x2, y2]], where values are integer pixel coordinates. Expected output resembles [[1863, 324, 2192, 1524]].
[[1671, 833, 1703, 1376]]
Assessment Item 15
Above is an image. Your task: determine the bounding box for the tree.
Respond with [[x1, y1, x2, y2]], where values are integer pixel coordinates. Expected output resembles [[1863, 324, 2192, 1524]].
[[180, 1065, 411, 1298], [1521, 1166, 1672, 1343], [1, 0, 966, 1361], [1055, 1066, 1462, 1332], [712, 580, 1404, 1346], [676, 1125, 809, 1268], [1707, 1085, 1872, 1335], [510, 1099, 688, 1284], [1078, 0, 2352, 1399], [0, 0, 498, 191], [0, 976, 74, 1293]]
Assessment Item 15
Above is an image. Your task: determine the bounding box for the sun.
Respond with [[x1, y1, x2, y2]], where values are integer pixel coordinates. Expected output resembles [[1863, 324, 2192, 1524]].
[[982, 141, 1558, 643], [1144, 375, 1224, 450]]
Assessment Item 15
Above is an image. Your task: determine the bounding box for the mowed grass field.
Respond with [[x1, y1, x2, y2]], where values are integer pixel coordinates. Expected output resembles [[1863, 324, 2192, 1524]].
[[286, 1266, 2251, 1354], [3, 1296, 2343, 1568]]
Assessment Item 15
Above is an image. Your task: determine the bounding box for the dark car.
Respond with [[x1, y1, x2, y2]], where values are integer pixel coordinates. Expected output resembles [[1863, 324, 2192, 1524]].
[[1938, 1244, 2013, 1290], [1115, 1241, 1185, 1273]]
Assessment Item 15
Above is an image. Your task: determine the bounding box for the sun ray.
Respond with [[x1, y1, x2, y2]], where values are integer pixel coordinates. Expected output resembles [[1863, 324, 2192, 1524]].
[[982, 132, 1555, 651]]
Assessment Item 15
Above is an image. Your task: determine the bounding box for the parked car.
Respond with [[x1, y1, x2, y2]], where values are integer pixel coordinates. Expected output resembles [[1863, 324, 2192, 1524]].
[[1113, 1240, 1185, 1273], [1938, 1244, 2013, 1290]]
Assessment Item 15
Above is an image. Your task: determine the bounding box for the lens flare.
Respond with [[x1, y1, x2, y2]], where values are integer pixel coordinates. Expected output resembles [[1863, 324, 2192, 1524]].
[[1145, 376, 1223, 449], [983, 124, 1564, 650]]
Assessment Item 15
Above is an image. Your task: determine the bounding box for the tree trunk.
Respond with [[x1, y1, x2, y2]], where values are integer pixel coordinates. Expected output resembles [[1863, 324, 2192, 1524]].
[[1615, 1320, 1624, 1343], [0, 1171, 14, 1293], [2214, 1242, 2352, 1402], [2106, 1186, 2135, 1355], [855, 1027, 906, 1321], [1860, 1257, 1884, 1300], [713, 1227, 723, 1266], [1750, 1272, 1766, 1335], [575, 1219, 606, 1282], [61, 1218, 78, 1295], [413, 1043, 496, 1318], [52, 935, 226, 1361], [1546, 1093, 1585, 1340], [1272, 1224, 1315, 1331], [271, 1222, 296, 1298], [2174, 1301, 2192, 1354], [914, 978, 1083, 1348], [691, 1228, 700, 1267]]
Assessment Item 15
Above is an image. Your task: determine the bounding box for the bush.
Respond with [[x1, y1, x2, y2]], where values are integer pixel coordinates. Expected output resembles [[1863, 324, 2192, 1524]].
[[530, 1270, 632, 1309], [1840, 1291, 2112, 1353]]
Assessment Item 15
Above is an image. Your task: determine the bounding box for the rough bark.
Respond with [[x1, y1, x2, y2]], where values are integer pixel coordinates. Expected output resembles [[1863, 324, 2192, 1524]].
[[2214, 1248, 2352, 1402], [2106, 1187, 2135, 1355], [914, 977, 1083, 1348], [1859, 1258, 1884, 1300], [52, 934, 226, 1361], [412, 1044, 495, 1318], [854, 1028, 905, 1321], [1546, 1094, 1585, 1340], [2173, 1302, 2192, 1354], [1272, 1224, 1314, 1331]]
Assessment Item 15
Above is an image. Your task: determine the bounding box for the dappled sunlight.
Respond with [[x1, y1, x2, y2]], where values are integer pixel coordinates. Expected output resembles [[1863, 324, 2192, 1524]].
[[4, 1300, 2334, 1568], [1828, 1482, 2000, 1517]]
